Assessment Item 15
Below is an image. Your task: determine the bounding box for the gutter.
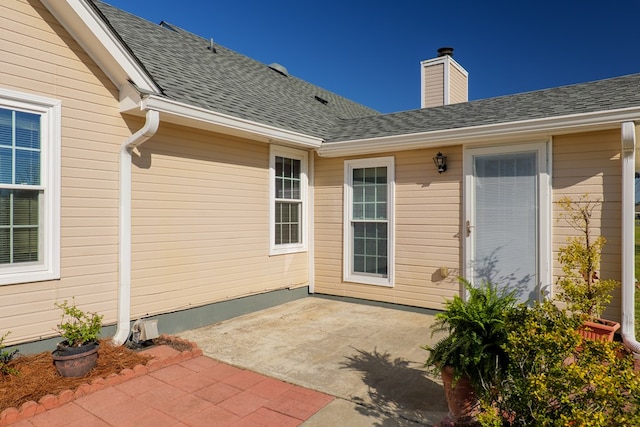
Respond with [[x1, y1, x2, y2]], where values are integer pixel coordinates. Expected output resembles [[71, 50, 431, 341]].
[[621, 121, 640, 355], [317, 106, 640, 157], [140, 95, 323, 149], [112, 109, 160, 345]]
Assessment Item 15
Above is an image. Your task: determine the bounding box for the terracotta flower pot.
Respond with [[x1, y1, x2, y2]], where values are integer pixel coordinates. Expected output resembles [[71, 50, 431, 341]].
[[52, 341, 99, 377], [440, 365, 480, 426], [579, 318, 620, 342]]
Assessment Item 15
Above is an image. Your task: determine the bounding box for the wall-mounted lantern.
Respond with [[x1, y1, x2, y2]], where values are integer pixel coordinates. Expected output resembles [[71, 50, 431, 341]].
[[433, 152, 447, 173]]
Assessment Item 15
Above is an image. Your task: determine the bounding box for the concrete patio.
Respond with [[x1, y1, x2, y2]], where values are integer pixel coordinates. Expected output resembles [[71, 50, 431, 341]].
[[178, 296, 449, 426]]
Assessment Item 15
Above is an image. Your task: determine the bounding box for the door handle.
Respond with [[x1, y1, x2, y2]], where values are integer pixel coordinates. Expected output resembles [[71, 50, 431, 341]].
[[466, 220, 472, 237]]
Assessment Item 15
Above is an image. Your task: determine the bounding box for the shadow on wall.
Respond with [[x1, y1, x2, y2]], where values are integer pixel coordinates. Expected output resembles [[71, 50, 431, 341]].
[[341, 348, 447, 427]]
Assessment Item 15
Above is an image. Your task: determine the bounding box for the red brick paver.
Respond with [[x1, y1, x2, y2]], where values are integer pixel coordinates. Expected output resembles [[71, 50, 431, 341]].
[[0, 340, 334, 426]]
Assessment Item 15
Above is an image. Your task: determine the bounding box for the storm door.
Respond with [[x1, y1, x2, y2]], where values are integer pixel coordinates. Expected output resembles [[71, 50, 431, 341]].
[[464, 143, 550, 303]]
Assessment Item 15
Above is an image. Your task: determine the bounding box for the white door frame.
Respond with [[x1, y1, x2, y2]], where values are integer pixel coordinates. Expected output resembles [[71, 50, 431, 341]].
[[463, 141, 552, 299]]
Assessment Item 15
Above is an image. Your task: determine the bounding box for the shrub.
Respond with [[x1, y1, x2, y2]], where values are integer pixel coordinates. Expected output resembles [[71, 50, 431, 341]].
[[556, 195, 618, 320], [479, 300, 640, 426], [0, 331, 19, 376], [55, 299, 103, 347]]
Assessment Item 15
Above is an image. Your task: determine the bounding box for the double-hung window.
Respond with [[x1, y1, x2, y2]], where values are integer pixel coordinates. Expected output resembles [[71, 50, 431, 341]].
[[0, 88, 60, 285], [344, 157, 394, 286], [269, 146, 308, 255]]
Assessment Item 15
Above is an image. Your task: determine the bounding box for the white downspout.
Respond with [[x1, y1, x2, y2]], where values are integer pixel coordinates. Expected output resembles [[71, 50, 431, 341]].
[[113, 109, 160, 345], [621, 121, 640, 355]]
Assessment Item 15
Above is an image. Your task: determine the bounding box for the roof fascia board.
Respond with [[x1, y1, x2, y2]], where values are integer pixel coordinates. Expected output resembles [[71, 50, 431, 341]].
[[139, 95, 323, 149], [40, 0, 160, 93], [317, 107, 640, 157]]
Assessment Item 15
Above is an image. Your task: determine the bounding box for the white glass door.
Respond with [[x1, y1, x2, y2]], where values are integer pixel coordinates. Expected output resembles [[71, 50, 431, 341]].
[[465, 143, 549, 303]]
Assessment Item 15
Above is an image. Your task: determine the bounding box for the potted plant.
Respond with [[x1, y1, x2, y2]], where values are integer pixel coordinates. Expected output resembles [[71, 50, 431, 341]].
[[478, 300, 640, 426], [424, 279, 517, 426], [556, 195, 620, 341], [52, 299, 103, 377]]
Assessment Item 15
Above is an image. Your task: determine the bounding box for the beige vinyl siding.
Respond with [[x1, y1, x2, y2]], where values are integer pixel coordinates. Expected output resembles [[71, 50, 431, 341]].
[[314, 148, 461, 310], [129, 124, 308, 317], [552, 130, 622, 321], [0, 0, 127, 345], [449, 65, 468, 105], [422, 63, 445, 108]]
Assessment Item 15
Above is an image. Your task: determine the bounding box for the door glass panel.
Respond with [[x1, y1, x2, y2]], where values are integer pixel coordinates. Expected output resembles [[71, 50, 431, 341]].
[[473, 151, 538, 303]]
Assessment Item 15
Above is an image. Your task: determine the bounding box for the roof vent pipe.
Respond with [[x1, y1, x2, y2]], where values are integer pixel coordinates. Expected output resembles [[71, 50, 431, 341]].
[[437, 47, 454, 57]]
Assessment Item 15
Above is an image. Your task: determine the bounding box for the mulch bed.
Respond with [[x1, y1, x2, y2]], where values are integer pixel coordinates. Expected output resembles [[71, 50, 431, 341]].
[[0, 337, 189, 412]]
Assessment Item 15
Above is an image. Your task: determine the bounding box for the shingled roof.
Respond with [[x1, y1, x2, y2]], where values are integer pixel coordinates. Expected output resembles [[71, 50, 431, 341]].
[[325, 73, 640, 142], [92, 0, 640, 145], [90, 0, 379, 140]]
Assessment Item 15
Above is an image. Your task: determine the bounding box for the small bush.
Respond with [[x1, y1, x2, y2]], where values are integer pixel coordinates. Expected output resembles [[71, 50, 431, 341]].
[[479, 300, 640, 426], [55, 299, 103, 347], [0, 332, 19, 376]]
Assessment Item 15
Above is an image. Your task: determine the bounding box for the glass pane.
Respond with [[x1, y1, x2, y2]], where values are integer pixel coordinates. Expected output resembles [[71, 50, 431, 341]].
[[283, 158, 292, 178], [353, 204, 363, 220], [364, 185, 375, 202], [354, 255, 364, 272], [13, 227, 38, 263], [376, 185, 387, 202], [15, 112, 40, 150], [376, 167, 387, 184], [0, 147, 11, 184], [0, 109, 10, 147], [292, 179, 300, 199], [364, 168, 376, 183], [353, 186, 363, 203], [275, 224, 282, 245], [364, 203, 375, 219], [354, 223, 365, 238], [275, 156, 283, 178], [275, 178, 283, 198], [0, 189, 8, 226], [377, 223, 387, 239], [13, 190, 39, 225], [0, 229, 8, 264], [376, 202, 387, 219], [353, 168, 363, 184], [354, 236, 364, 255], [290, 224, 298, 243], [15, 149, 40, 185], [474, 152, 537, 303]]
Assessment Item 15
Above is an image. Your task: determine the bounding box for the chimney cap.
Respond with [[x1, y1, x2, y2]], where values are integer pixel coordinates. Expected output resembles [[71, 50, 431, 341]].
[[437, 47, 454, 57]]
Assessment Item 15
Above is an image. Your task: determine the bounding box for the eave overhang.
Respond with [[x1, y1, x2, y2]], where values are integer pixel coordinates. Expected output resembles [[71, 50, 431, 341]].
[[124, 95, 323, 149], [41, 0, 160, 94], [317, 107, 640, 158]]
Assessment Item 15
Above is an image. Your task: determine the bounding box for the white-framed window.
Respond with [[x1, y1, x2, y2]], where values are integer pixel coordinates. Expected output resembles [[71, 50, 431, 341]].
[[269, 146, 308, 255], [0, 88, 60, 285], [344, 156, 394, 286]]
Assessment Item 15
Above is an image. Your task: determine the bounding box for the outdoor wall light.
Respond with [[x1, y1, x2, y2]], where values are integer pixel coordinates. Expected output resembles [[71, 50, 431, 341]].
[[433, 152, 447, 173]]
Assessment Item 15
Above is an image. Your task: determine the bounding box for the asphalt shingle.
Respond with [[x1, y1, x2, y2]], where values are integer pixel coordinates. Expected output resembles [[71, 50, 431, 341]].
[[91, 1, 640, 145], [91, 0, 379, 140]]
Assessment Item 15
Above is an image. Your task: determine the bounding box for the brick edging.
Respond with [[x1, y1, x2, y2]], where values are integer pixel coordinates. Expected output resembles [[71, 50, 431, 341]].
[[0, 336, 202, 426]]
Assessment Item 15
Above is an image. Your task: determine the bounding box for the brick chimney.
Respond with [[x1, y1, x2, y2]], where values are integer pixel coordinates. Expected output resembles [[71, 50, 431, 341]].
[[420, 47, 468, 108]]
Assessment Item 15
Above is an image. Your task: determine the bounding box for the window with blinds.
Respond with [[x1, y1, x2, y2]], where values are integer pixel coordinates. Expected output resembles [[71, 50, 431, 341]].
[[344, 157, 394, 286], [0, 108, 42, 265], [270, 146, 308, 255], [0, 88, 60, 286]]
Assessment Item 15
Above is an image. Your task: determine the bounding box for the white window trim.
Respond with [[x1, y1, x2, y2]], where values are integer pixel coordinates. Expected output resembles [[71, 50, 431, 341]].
[[343, 156, 395, 287], [269, 145, 308, 255], [0, 88, 61, 285]]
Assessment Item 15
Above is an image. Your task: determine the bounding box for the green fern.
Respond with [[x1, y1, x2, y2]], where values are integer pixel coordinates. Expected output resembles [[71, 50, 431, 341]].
[[424, 278, 517, 392]]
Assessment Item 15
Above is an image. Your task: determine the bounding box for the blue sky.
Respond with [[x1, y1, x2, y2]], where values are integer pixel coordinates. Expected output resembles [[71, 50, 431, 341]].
[[103, 1, 640, 114]]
